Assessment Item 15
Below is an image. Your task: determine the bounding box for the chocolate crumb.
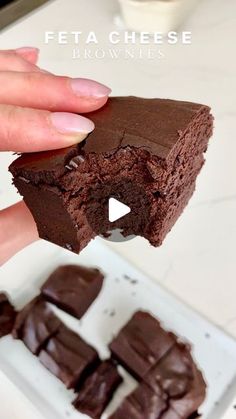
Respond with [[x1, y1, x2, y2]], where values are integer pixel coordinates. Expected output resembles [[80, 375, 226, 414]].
[[65, 165, 73, 171], [18, 176, 30, 184], [130, 279, 138, 285], [65, 244, 73, 251], [123, 274, 138, 285]]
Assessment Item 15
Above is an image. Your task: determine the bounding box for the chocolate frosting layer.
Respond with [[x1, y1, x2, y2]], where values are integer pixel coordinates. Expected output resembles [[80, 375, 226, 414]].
[[9, 97, 210, 180], [84, 97, 207, 158]]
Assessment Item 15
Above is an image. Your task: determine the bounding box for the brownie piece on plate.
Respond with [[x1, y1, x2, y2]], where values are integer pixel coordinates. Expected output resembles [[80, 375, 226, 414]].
[[73, 360, 122, 418], [143, 342, 194, 398], [12, 297, 61, 355], [9, 97, 213, 253], [109, 381, 167, 419], [160, 367, 205, 418], [169, 364, 206, 419], [39, 324, 99, 389], [144, 342, 206, 418], [41, 264, 104, 319], [0, 292, 16, 338], [110, 310, 206, 419], [109, 311, 176, 379]]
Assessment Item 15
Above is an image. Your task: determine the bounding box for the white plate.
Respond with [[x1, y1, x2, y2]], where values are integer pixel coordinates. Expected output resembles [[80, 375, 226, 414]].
[[0, 239, 236, 419]]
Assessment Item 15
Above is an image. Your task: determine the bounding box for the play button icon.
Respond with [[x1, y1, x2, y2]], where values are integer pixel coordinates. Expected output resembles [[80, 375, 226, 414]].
[[85, 178, 152, 243], [108, 198, 131, 222]]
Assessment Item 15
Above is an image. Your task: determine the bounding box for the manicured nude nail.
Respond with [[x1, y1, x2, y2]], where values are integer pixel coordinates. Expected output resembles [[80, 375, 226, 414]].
[[51, 112, 95, 135], [70, 78, 111, 98]]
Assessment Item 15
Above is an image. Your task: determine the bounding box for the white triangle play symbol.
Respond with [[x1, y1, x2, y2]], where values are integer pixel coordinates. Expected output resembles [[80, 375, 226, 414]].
[[108, 198, 131, 222]]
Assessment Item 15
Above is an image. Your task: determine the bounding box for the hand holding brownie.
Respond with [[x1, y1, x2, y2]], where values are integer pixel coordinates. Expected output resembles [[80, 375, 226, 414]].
[[0, 47, 111, 266]]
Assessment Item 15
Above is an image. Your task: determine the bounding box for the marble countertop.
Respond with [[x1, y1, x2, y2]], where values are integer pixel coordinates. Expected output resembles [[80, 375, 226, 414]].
[[0, 0, 236, 417]]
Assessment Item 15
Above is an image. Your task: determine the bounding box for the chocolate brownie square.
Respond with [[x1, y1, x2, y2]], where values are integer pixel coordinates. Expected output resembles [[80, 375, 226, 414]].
[[109, 311, 176, 380], [143, 342, 206, 418], [41, 264, 104, 320], [9, 97, 213, 253], [12, 297, 61, 355], [39, 324, 99, 389], [109, 311, 206, 418], [73, 360, 122, 418], [109, 381, 167, 419], [143, 342, 194, 398], [0, 293, 16, 338]]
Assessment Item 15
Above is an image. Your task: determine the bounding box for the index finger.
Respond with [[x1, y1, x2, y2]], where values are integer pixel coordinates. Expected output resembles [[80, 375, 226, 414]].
[[0, 71, 111, 113]]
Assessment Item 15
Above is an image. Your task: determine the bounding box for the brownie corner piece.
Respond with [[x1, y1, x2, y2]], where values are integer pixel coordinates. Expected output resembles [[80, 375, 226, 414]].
[[39, 324, 99, 389], [9, 97, 213, 254], [169, 363, 206, 419], [109, 310, 176, 379], [143, 340, 206, 417], [0, 292, 16, 338], [41, 264, 104, 319], [73, 360, 122, 419]]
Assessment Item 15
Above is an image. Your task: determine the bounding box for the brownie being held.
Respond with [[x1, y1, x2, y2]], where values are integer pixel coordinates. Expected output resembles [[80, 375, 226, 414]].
[[9, 97, 213, 254]]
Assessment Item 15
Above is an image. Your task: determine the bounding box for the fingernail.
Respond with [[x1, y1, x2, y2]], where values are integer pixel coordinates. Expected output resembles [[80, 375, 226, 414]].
[[51, 112, 95, 135], [70, 78, 111, 98], [15, 47, 39, 54]]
